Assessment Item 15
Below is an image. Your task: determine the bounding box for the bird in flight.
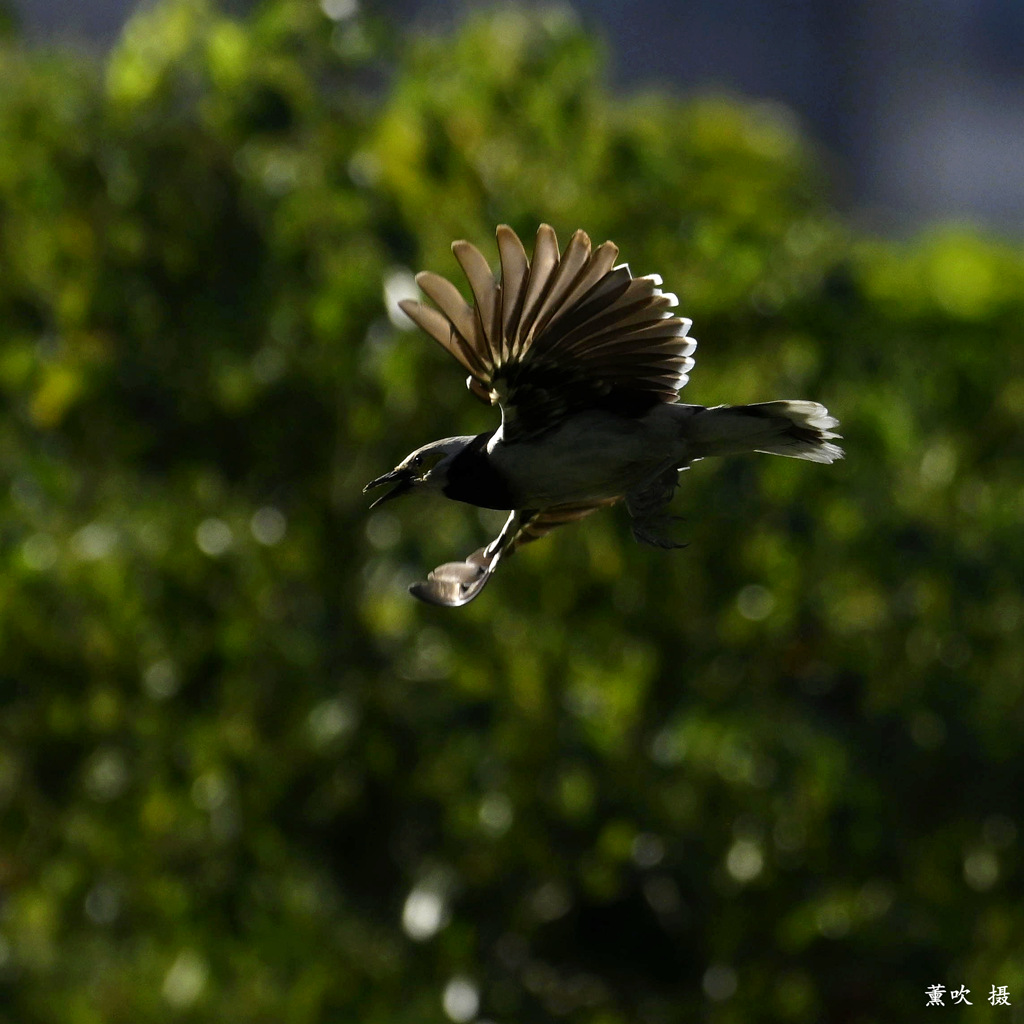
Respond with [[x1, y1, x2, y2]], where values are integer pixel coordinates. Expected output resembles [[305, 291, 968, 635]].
[[365, 224, 842, 607]]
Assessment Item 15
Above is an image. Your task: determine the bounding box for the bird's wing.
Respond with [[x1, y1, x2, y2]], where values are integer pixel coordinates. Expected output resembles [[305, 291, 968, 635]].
[[398, 224, 697, 441], [409, 498, 618, 607]]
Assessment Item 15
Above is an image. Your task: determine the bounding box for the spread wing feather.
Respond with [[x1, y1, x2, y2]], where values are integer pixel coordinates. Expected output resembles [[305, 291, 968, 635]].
[[528, 228, 593, 340], [518, 224, 561, 344], [452, 240, 500, 364], [496, 227, 529, 361], [398, 224, 697, 441], [399, 300, 483, 379]]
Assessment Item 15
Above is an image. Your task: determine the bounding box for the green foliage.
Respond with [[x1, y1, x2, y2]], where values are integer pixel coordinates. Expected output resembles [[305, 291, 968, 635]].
[[2, 3, 1023, 1022]]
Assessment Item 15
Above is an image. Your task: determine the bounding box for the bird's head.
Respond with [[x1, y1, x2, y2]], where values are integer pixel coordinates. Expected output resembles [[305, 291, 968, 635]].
[[363, 437, 473, 509]]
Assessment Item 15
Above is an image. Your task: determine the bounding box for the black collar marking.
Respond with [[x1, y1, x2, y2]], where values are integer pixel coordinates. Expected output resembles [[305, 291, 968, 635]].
[[442, 431, 517, 510]]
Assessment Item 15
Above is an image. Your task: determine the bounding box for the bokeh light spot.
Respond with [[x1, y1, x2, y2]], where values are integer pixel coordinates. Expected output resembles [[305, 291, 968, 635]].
[[402, 879, 450, 941], [250, 506, 286, 546], [736, 584, 775, 621], [703, 964, 738, 1001], [442, 975, 479, 1023], [162, 950, 208, 1008], [725, 839, 764, 883], [195, 518, 233, 556]]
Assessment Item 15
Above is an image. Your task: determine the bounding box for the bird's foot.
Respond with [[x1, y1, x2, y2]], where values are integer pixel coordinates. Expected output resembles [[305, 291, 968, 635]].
[[409, 551, 492, 607], [631, 515, 688, 550]]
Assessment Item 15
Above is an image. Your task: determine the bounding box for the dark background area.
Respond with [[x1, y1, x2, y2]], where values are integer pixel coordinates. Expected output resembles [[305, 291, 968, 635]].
[[8, 0, 1024, 233]]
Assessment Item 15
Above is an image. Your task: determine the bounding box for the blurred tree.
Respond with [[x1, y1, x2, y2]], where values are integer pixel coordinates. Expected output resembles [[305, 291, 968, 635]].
[[1, 2, 1023, 1023], [0, 2, 17, 39]]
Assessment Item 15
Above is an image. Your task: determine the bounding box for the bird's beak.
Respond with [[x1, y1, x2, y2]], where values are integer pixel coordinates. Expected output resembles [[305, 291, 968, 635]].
[[363, 468, 415, 509]]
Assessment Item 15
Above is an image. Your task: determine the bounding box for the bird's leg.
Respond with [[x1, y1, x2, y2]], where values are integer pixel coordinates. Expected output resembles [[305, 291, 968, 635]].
[[409, 510, 523, 607], [481, 510, 519, 562]]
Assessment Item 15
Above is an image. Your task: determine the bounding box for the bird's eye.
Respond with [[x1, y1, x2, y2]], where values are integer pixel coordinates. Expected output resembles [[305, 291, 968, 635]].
[[413, 455, 423, 466]]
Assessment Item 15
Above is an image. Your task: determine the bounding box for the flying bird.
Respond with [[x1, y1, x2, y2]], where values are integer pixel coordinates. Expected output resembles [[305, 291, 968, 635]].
[[365, 224, 842, 607]]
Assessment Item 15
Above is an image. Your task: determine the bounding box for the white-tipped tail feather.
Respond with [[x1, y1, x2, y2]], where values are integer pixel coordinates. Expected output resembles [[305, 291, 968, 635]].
[[690, 401, 844, 464]]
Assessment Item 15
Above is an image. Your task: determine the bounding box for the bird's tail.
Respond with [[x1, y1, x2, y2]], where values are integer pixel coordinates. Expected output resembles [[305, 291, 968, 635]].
[[689, 401, 843, 464]]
